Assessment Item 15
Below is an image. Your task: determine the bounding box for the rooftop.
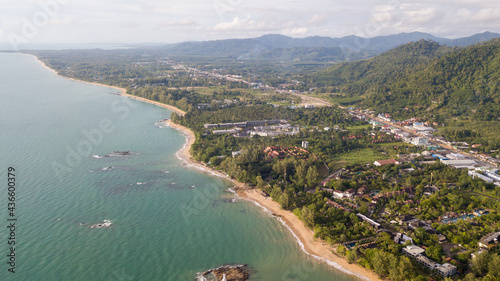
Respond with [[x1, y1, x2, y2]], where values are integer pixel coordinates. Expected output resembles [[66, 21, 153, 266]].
[[403, 245, 425, 256]]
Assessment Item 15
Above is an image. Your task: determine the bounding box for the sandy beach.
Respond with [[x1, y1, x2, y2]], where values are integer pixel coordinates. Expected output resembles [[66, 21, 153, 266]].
[[34, 54, 380, 281], [238, 189, 381, 281]]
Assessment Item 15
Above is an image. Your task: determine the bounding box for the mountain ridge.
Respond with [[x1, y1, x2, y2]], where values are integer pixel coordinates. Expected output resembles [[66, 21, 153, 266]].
[[162, 31, 500, 61]]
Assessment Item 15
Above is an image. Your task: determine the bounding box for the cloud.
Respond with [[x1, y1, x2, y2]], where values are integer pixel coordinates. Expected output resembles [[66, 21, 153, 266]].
[[1, 0, 500, 44], [213, 15, 280, 32], [282, 27, 308, 35], [160, 19, 199, 27], [307, 13, 329, 25]]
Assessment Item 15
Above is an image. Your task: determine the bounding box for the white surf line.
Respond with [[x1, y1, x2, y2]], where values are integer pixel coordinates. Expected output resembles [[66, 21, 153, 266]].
[[242, 198, 370, 281]]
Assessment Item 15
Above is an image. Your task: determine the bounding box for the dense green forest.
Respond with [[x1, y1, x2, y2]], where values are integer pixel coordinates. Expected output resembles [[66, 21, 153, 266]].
[[308, 39, 500, 150], [311, 39, 500, 121]]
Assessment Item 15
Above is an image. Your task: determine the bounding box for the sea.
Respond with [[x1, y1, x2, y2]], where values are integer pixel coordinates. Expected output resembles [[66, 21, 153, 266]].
[[0, 52, 361, 281]]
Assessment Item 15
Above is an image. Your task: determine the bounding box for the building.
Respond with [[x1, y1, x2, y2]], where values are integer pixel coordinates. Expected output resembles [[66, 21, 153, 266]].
[[469, 171, 494, 183], [432, 154, 449, 160], [344, 189, 356, 198], [441, 159, 477, 169], [397, 215, 415, 224], [436, 263, 457, 277], [415, 255, 439, 270], [394, 233, 413, 245], [213, 129, 239, 135], [413, 124, 436, 132], [486, 171, 500, 182], [332, 190, 344, 199], [374, 159, 399, 166], [446, 153, 466, 160], [403, 245, 425, 258], [479, 232, 500, 248], [412, 137, 429, 146], [302, 141, 309, 148], [357, 214, 381, 230]]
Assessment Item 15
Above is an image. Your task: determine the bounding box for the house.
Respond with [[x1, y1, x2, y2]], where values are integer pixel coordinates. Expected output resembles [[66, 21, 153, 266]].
[[471, 248, 487, 259], [397, 215, 414, 224], [357, 186, 366, 195], [344, 189, 356, 198], [326, 199, 349, 211], [332, 190, 344, 199], [437, 234, 447, 244], [374, 159, 399, 166], [394, 233, 413, 245]]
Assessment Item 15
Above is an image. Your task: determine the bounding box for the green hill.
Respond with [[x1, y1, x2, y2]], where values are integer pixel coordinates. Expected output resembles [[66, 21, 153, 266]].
[[312, 39, 500, 122]]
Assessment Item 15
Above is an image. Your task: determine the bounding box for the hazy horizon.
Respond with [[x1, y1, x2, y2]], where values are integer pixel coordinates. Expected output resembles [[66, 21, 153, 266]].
[[1, 0, 500, 50]]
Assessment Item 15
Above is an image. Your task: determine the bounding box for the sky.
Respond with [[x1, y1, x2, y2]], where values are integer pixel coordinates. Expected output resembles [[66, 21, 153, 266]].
[[1, 0, 500, 47]]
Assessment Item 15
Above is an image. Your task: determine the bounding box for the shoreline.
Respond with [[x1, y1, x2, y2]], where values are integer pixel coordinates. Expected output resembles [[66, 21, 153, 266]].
[[238, 189, 380, 281], [31, 54, 188, 116], [32, 53, 380, 281]]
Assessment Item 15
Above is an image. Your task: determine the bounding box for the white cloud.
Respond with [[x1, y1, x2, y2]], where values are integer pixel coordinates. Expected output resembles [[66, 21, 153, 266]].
[[0, 0, 500, 43], [160, 19, 199, 27], [282, 27, 308, 35], [214, 15, 278, 32]]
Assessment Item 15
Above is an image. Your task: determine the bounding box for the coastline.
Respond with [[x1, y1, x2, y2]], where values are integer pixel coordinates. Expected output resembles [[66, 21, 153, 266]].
[[31, 54, 188, 116], [32, 54, 380, 281], [238, 189, 381, 281]]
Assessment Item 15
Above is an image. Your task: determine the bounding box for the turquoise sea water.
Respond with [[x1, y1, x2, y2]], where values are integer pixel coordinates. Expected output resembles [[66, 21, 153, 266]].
[[0, 53, 361, 281]]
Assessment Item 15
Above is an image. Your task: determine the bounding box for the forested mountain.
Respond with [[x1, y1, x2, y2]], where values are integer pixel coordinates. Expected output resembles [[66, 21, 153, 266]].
[[162, 32, 500, 61], [311, 39, 500, 122], [312, 40, 454, 90]]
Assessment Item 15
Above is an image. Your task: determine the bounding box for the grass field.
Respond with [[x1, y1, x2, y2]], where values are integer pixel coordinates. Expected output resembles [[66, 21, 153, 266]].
[[330, 148, 387, 169], [346, 124, 372, 130]]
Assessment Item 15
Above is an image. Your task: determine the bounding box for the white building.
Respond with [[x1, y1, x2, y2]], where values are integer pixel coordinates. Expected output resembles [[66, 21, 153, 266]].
[[302, 141, 309, 148], [436, 263, 457, 277], [441, 159, 477, 169], [402, 245, 425, 258], [446, 153, 466, 160], [468, 171, 494, 183]]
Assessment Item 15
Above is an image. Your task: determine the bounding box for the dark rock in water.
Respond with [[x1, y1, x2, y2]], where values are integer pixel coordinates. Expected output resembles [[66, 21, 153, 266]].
[[103, 151, 135, 157], [198, 264, 249, 281]]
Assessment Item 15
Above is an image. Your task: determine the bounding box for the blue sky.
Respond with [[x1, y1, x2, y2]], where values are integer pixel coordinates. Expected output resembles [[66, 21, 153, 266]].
[[1, 0, 499, 45]]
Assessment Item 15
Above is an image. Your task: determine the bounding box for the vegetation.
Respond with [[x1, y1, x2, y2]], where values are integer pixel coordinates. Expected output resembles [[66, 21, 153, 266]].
[[308, 39, 500, 149], [26, 37, 500, 280]]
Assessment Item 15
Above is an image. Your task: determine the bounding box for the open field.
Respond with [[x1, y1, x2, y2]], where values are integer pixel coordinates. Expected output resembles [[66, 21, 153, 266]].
[[330, 148, 387, 169]]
